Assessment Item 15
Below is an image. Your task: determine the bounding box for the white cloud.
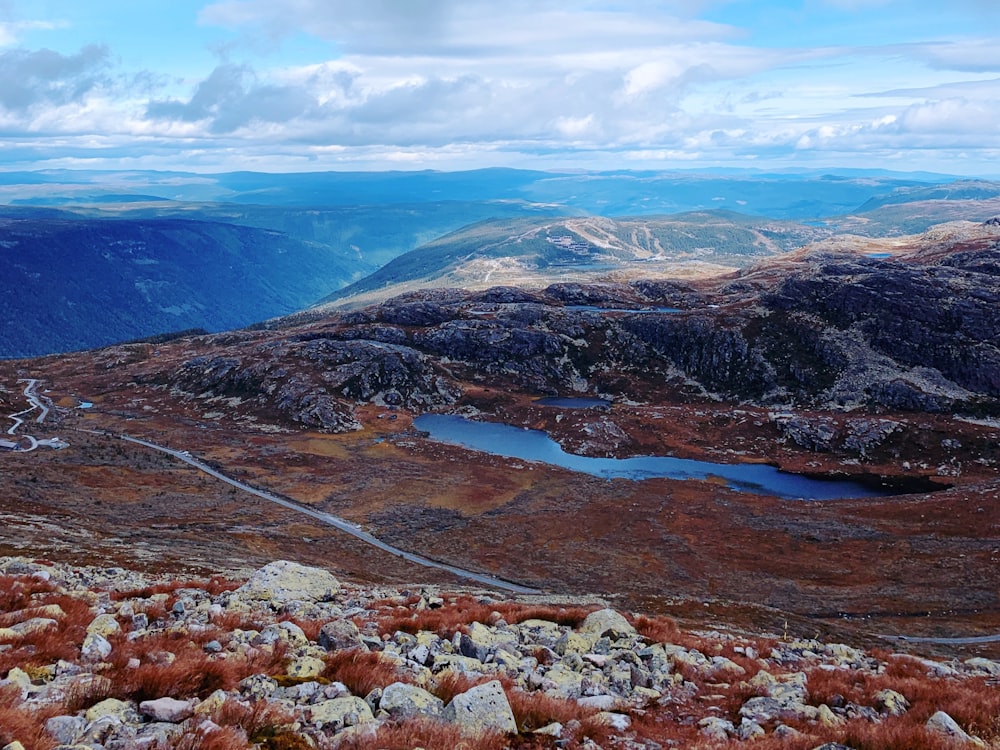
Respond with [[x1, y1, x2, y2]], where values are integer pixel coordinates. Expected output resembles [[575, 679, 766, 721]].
[[0, 0, 999, 173]]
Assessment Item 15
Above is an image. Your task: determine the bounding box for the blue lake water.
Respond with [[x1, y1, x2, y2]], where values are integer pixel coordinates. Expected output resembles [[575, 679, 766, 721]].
[[564, 305, 682, 314], [864, 252, 892, 259], [534, 397, 612, 409], [414, 414, 889, 500]]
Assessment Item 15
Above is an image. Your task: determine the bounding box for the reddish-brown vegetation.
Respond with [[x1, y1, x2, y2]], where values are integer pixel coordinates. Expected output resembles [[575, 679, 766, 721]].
[[81, 632, 291, 704], [322, 649, 410, 697], [377, 595, 597, 637], [0, 684, 56, 750], [505, 687, 597, 733], [805, 664, 1000, 742]]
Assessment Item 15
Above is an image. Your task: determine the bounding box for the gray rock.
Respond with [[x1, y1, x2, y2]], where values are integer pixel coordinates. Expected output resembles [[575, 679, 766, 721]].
[[235, 560, 340, 604], [444, 679, 517, 734], [45, 715, 86, 744], [138, 697, 194, 723], [318, 619, 364, 651], [579, 609, 637, 639], [378, 681, 444, 719], [697, 716, 735, 740], [926, 711, 984, 746], [874, 688, 909, 716], [737, 718, 765, 740], [308, 696, 374, 730], [238, 674, 278, 701]]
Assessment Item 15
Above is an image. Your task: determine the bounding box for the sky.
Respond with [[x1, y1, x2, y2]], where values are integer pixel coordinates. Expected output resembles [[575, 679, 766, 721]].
[[1, 0, 999, 174]]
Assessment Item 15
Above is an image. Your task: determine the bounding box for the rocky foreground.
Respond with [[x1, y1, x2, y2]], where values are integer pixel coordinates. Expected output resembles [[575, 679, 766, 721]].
[[1, 558, 999, 750]]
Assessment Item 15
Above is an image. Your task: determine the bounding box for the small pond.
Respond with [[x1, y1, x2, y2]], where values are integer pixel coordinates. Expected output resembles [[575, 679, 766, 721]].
[[414, 414, 891, 500], [564, 305, 682, 314], [534, 397, 611, 409]]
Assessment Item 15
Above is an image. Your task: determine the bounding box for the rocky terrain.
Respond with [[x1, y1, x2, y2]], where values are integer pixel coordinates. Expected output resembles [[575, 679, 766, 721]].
[[2, 217, 1000, 749], [3, 557, 1000, 750], [131, 219, 1000, 433]]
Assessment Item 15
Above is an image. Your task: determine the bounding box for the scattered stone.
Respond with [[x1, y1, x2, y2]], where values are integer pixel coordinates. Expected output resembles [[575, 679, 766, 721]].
[[378, 682, 444, 719], [139, 697, 194, 723], [309, 696, 375, 730], [874, 688, 910, 716], [318, 618, 364, 651], [3, 554, 997, 750], [926, 710, 986, 746], [444, 679, 517, 734], [697, 716, 735, 740]]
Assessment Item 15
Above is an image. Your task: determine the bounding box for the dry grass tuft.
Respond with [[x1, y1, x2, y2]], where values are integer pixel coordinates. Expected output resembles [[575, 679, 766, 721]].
[[378, 595, 597, 638], [0, 684, 57, 750], [94, 632, 289, 704], [505, 687, 597, 733], [210, 698, 310, 748], [322, 649, 410, 697], [0, 574, 57, 611], [631, 613, 682, 644]]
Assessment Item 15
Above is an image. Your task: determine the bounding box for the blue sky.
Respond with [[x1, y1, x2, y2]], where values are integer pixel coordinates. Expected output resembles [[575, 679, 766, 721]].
[[1, 0, 999, 173]]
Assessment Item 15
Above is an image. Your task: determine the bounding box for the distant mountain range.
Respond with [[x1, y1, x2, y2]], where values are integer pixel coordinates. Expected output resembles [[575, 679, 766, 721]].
[[2, 168, 1000, 358], [0, 167, 968, 216]]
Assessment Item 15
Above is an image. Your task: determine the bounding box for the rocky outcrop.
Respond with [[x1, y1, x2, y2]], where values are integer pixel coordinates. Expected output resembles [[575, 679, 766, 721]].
[[137, 241, 1000, 430]]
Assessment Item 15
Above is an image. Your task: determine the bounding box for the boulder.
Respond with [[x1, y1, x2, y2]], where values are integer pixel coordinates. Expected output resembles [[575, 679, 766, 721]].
[[235, 560, 340, 605], [139, 697, 194, 723], [698, 716, 734, 740], [926, 711, 985, 747], [318, 619, 364, 651], [379, 681, 444, 719], [444, 679, 517, 734], [579, 609, 637, 639], [874, 688, 910, 716], [308, 696, 374, 730], [86, 613, 121, 637]]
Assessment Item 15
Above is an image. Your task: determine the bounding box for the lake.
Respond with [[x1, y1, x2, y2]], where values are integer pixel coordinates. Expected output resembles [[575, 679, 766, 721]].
[[414, 414, 892, 500]]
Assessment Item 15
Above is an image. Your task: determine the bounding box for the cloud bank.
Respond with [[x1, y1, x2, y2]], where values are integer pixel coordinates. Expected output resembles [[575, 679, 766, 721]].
[[0, 0, 998, 173]]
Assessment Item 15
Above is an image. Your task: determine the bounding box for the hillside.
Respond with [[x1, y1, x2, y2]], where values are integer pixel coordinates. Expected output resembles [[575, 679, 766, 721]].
[[316, 212, 830, 309], [76, 200, 574, 271], [0, 215, 363, 358]]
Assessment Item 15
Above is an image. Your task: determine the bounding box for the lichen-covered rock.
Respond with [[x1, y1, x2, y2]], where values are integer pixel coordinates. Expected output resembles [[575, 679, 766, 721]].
[[378, 681, 444, 719], [874, 688, 910, 716], [579, 609, 637, 639], [443, 679, 517, 734], [308, 696, 374, 730], [318, 618, 364, 651], [926, 710, 986, 747], [235, 560, 340, 604]]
